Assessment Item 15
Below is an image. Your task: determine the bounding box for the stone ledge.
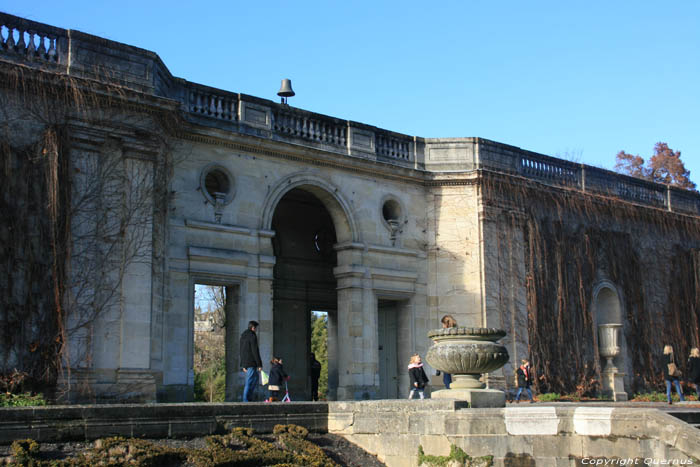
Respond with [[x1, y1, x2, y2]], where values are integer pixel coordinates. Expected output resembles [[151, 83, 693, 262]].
[[0, 402, 329, 444]]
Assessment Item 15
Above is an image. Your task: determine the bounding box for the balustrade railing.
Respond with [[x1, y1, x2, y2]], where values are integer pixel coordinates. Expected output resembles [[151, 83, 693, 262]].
[[670, 188, 700, 215], [585, 166, 667, 208], [0, 13, 64, 64], [376, 130, 412, 161], [188, 85, 238, 122], [518, 154, 580, 187], [272, 108, 346, 148]]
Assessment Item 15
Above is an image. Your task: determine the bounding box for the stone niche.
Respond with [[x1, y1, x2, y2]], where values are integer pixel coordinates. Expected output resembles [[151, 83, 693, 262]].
[[593, 282, 628, 401]]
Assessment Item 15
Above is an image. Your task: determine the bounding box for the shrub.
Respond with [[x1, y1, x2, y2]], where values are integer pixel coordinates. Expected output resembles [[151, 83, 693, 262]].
[[417, 444, 493, 467], [1, 425, 339, 466], [11, 438, 41, 463], [273, 424, 309, 438], [537, 392, 561, 402], [631, 392, 680, 402], [0, 392, 47, 407]]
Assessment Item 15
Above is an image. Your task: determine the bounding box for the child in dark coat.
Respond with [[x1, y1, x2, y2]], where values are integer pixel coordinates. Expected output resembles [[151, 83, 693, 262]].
[[408, 354, 429, 399], [267, 357, 288, 402]]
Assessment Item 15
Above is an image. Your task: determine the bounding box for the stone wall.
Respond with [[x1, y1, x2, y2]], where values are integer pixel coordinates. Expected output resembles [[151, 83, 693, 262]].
[[328, 401, 700, 466], [1, 402, 698, 467]]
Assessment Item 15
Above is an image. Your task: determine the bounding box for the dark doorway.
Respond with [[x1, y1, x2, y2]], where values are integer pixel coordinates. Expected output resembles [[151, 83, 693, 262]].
[[378, 299, 399, 398], [271, 188, 337, 400]]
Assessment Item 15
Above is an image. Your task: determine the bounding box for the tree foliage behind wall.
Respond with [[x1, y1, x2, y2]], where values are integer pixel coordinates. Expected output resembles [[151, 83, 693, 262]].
[[310, 312, 328, 399]]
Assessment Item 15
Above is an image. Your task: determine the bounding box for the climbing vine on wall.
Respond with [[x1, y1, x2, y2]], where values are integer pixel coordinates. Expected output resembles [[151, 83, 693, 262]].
[[0, 62, 177, 398], [482, 172, 700, 395]]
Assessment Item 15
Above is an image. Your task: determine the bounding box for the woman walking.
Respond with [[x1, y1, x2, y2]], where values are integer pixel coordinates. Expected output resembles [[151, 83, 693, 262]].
[[662, 345, 684, 404]]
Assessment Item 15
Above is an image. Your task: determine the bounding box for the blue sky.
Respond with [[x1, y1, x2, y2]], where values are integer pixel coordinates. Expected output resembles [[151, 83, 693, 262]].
[[5, 1, 700, 184]]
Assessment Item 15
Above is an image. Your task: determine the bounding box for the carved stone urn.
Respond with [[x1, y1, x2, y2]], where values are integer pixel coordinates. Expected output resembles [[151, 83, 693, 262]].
[[425, 327, 509, 407], [598, 323, 621, 372], [597, 323, 627, 401]]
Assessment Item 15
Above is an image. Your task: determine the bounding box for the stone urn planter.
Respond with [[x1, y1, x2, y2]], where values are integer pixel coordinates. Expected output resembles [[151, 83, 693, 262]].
[[425, 327, 509, 407], [597, 323, 627, 401]]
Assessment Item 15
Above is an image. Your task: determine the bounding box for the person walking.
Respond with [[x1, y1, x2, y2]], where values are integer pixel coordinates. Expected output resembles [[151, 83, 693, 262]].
[[662, 344, 684, 404], [515, 359, 534, 403], [688, 348, 700, 400], [408, 354, 430, 399], [240, 320, 262, 402], [310, 352, 322, 401], [267, 357, 289, 402], [438, 315, 458, 389]]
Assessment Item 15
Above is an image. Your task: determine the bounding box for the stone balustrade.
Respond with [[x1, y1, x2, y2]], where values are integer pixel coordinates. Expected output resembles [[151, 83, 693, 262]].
[[187, 83, 239, 122], [519, 153, 580, 187], [272, 106, 347, 148], [0, 13, 65, 65], [376, 130, 412, 161], [478, 144, 699, 215], [2, 11, 699, 216]]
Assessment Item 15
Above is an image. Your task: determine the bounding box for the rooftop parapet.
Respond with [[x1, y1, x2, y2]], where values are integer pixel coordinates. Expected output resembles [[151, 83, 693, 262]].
[[1, 12, 698, 215]]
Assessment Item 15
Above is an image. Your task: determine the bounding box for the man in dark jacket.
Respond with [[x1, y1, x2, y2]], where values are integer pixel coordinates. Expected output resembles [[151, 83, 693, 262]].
[[240, 320, 262, 402]]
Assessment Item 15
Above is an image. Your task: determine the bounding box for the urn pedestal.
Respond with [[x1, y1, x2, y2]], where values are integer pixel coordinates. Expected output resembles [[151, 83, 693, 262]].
[[598, 323, 627, 401], [425, 327, 509, 408]]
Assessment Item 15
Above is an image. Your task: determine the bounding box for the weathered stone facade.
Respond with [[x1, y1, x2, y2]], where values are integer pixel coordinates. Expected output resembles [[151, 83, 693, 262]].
[[2, 12, 699, 403]]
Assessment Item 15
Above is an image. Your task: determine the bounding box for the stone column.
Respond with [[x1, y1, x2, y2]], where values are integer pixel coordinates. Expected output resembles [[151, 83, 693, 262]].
[[334, 265, 374, 400]]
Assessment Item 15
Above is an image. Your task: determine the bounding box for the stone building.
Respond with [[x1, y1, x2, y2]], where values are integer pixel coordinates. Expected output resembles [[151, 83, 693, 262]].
[[2, 12, 699, 403]]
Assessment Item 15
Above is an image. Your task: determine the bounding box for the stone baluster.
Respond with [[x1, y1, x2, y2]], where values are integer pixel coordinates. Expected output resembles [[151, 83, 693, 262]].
[[16, 28, 26, 54], [318, 122, 325, 142], [215, 97, 223, 118], [221, 98, 228, 120], [207, 95, 215, 115], [281, 113, 289, 132], [325, 123, 332, 142], [274, 111, 282, 131], [26, 31, 36, 59], [335, 126, 341, 145], [196, 92, 204, 114], [37, 32, 47, 58], [311, 119, 318, 140], [191, 91, 199, 113], [6, 26, 16, 51]]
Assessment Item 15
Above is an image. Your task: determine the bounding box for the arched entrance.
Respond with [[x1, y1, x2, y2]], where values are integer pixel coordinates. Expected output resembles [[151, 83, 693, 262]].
[[271, 187, 338, 399]]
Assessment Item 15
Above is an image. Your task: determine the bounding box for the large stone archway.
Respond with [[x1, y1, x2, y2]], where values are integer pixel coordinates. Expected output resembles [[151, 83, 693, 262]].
[[264, 175, 358, 400], [270, 188, 337, 399]]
